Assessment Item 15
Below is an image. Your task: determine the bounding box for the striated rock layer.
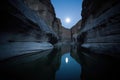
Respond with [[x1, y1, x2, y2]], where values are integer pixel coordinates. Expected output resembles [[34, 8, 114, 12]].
[[77, 0, 120, 54], [60, 27, 71, 42], [0, 0, 59, 60], [71, 20, 82, 42], [24, 0, 62, 40], [24, 0, 72, 42]]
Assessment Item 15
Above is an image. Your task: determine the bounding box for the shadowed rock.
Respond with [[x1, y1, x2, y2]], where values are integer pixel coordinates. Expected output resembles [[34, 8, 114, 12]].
[[0, 0, 59, 60], [77, 0, 120, 54]]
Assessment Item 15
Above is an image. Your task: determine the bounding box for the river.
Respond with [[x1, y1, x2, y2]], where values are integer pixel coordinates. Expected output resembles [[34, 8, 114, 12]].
[[0, 44, 119, 80]]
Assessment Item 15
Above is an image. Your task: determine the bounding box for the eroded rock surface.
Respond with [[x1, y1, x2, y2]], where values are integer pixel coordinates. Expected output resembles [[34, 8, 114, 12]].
[[77, 0, 120, 54], [0, 0, 59, 60]]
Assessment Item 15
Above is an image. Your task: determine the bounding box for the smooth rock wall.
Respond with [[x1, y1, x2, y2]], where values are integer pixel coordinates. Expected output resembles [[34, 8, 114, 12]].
[[77, 0, 120, 54], [0, 0, 58, 60]]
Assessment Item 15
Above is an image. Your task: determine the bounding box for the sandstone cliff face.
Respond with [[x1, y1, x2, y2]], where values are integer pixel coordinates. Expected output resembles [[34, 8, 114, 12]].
[[23, 0, 71, 42], [52, 18, 62, 40], [0, 0, 58, 60], [24, 0, 55, 27], [77, 0, 120, 54], [24, 0, 61, 38], [60, 27, 71, 42], [71, 20, 82, 42]]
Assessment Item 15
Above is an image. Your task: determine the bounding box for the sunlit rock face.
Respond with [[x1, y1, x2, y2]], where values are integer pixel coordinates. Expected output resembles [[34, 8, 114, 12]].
[[0, 0, 58, 60], [77, 0, 120, 54]]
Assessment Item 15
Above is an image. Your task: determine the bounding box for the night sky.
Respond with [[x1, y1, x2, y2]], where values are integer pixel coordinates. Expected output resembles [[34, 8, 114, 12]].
[[51, 0, 82, 29]]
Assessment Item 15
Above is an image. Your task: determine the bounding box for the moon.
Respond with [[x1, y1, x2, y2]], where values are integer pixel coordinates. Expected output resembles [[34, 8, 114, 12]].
[[65, 17, 71, 23]]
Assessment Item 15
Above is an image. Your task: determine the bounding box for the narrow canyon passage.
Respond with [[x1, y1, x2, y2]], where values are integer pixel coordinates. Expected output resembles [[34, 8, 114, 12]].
[[0, 45, 120, 80], [0, 0, 120, 80], [0, 44, 119, 80]]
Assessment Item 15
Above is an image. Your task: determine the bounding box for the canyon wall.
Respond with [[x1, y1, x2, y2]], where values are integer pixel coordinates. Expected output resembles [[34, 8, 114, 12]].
[[77, 0, 120, 54], [71, 20, 82, 42], [24, 0, 55, 27], [24, 0, 61, 38], [23, 0, 72, 42], [60, 27, 71, 42], [0, 0, 59, 60]]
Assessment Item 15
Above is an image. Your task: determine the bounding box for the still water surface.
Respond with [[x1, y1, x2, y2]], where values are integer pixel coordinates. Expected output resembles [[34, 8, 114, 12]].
[[0, 44, 119, 80], [56, 53, 81, 80]]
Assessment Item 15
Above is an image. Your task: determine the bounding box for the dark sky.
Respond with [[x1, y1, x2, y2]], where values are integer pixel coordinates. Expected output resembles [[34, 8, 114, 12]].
[[51, 0, 82, 29]]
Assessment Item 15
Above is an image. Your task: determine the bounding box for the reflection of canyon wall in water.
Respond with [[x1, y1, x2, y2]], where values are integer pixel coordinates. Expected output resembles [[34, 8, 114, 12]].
[[70, 45, 80, 62], [60, 44, 71, 55], [77, 0, 120, 54], [71, 46, 120, 80], [79, 53, 119, 80], [0, 48, 62, 80]]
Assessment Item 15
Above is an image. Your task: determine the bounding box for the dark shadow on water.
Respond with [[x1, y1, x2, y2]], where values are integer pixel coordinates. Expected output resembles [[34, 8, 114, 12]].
[[0, 44, 120, 80], [0, 48, 61, 80], [74, 45, 120, 80]]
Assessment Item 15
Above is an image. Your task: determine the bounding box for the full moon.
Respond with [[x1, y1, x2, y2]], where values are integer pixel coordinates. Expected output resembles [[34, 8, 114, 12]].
[[65, 18, 71, 23]]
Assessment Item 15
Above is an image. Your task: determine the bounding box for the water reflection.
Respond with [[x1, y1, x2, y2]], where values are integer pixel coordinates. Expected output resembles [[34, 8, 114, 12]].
[[74, 46, 120, 80], [0, 44, 119, 80], [56, 53, 81, 80], [0, 48, 61, 80], [65, 57, 68, 63]]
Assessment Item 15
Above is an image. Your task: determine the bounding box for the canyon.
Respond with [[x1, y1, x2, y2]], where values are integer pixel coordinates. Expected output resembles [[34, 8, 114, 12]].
[[0, 0, 71, 60], [77, 0, 120, 55], [0, 0, 120, 60]]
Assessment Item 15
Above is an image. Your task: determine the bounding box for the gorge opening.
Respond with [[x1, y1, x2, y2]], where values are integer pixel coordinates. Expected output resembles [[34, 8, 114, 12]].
[[0, 0, 120, 80]]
